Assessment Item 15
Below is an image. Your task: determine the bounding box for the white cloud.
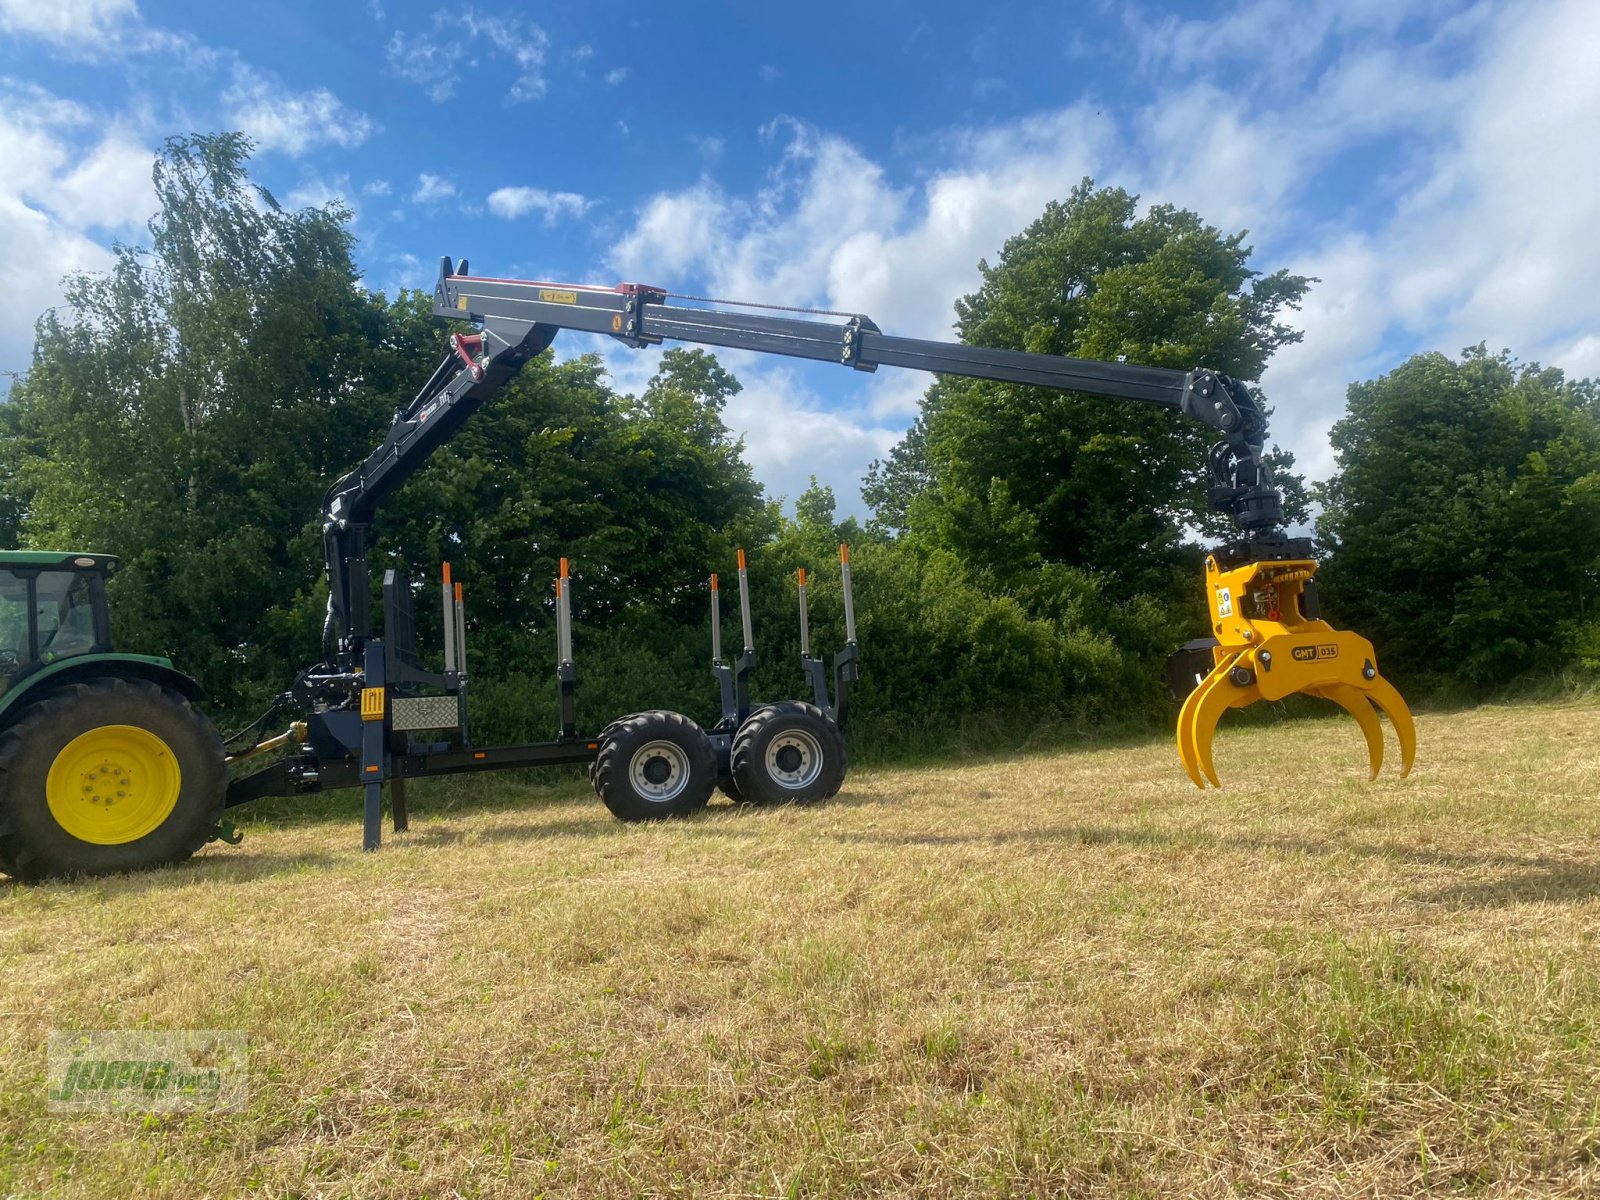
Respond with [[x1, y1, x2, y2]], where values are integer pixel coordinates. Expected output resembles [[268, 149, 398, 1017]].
[[486, 186, 590, 222], [0, 82, 158, 395], [223, 66, 373, 157], [0, 0, 135, 53], [0, 0, 206, 61], [388, 7, 549, 103], [609, 181, 730, 280], [602, 0, 1600, 512], [386, 28, 464, 102], [286, 175, 356, 214], [411, 172, 457, 204], [604, 66, 629, 85], [362, 178, 391, 196]]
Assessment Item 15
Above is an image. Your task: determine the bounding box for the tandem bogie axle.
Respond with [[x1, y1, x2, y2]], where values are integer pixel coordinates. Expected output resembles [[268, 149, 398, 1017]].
[[222, 545, 860, 847]]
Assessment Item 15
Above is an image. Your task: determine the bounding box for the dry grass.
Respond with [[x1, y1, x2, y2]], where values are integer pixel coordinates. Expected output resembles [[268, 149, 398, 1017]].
[[3, 699, 1600, 1198]]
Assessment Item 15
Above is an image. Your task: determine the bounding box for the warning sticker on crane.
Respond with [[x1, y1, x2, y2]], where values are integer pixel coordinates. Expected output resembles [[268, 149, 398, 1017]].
[[1214, 587, 1234, 618], [539, 289, 579, 304]]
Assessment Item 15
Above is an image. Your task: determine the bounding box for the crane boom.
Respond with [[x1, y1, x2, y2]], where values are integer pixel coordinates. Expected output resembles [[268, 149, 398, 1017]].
[[321, 256, 1290, 661]]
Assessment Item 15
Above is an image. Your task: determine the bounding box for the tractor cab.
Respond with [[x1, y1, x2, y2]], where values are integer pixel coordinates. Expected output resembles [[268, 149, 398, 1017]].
[[0, 552, 117, 696]]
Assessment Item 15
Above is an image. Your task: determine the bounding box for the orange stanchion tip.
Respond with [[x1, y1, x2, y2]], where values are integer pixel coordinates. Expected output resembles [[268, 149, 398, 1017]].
[[737, 548, 747, 570], [559, 556, 569, 579], [797, 568, 807, 586], [840, 543, 850, 564], [710, 573, 719, 591], [455, 582, 463, 602], [442, 562, 452, 584]]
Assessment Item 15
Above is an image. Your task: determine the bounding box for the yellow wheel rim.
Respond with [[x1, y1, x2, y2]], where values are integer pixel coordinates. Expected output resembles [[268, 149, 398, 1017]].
[[45, 725, 182, 845]]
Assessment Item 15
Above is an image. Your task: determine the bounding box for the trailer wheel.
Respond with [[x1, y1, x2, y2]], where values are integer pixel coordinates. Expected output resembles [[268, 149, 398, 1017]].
[[588, 715, 633, 786], [0, 678, 225, 881], [729, 701, 846, 807], [593, 710, 715, 822], [716, 705, 772, 804]]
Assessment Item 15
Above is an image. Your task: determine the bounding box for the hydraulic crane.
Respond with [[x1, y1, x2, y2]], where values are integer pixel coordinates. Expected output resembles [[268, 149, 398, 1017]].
[[316, 259, 1414, 788], [0, 255, 1416, 880]]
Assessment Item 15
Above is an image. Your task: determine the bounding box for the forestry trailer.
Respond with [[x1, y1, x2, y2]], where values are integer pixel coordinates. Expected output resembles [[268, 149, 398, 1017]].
[[0, 257, 1415, 881]]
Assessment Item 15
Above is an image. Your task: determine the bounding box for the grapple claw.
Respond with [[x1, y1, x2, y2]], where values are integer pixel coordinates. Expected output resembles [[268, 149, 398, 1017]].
[[1305, 683, 1384, 780], [1172, 550, 1416, 787], [1365, 674, 1417, 778], [1180, 664, 1256, 788]]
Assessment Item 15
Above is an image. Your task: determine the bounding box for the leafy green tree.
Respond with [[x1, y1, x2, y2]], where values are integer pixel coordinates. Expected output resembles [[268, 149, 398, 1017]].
[[866, 180, 1311, 596], [1315, 346, 1600, 687], [1, 134, 407, 705]]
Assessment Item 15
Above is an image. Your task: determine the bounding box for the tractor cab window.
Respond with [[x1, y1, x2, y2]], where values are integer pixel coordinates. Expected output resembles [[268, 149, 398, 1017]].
[[0, 573, 28, 683], [0, 569, 103, 686], [36, 571, 99, 664]]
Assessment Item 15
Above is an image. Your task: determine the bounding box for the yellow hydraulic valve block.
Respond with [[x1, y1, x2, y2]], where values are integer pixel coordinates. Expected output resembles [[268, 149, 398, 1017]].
[[1176, 553, 1416, 788]]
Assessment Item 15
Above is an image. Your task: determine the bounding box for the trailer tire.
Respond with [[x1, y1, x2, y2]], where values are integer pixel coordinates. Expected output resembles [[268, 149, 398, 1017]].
[[0, 678, 225, 882], [716, 705, 773, 804], [729, 701, 846, 807], [593, 710, 715, 822], [588, 715, 634, 786]]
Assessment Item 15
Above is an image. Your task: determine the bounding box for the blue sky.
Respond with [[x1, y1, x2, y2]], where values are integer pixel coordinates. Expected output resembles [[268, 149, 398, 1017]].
[[2, 0, 1597, 518]]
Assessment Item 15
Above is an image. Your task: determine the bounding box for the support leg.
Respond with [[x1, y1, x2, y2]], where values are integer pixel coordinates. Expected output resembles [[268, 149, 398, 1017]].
[[391, 777, 408, 833], [363, 782, 383, 851]]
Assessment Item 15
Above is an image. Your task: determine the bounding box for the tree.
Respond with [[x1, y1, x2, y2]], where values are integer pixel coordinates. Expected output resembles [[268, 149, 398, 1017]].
[[1, 134, 407, 705], [1315, 346, 1600, 687], [865, 180, 1311, 597]]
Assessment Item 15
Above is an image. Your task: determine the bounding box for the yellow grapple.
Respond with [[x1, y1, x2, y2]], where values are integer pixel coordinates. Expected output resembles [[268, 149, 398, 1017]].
[[1175, 553, 1415, 788]]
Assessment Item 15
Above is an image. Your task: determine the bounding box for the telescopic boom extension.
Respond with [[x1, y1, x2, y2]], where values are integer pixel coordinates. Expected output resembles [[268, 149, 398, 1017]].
[[319, 257, 1414, 788]]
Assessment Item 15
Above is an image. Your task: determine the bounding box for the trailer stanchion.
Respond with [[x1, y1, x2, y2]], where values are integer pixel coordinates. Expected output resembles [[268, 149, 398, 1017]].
[[734, 549, 756, 724], [710, 572, 737, 721], [556, 557, 577, 740], [454, 578, 469, 743], [797, 567, 810, 658], [840, 543, 856, 646], [798, 567, 832, 713], [442, 563, 457, 675], [833, 543, 860, 729]]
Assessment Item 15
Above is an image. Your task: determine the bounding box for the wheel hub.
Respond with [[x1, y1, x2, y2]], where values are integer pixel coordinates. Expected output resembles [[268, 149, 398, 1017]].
[[46, 725, 182, 845], [764, 728, 824, 790], [629, 739, 690, 803]]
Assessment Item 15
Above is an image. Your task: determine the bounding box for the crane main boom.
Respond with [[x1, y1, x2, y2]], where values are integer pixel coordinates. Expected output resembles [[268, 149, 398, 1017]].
[[320, 256, 1288, 662]]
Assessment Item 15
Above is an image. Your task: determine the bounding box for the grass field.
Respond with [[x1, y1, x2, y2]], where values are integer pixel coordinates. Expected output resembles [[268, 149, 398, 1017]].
[[3, 700, 1599, 1198]]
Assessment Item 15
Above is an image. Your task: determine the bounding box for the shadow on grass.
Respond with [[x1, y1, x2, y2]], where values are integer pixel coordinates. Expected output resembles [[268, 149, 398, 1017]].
[[400, 814, 615, 846], [1410, 862, 1600, 908], [828, 822, 1600, 902], [231, 766, 598, 831], [2, 850, 340, 895]]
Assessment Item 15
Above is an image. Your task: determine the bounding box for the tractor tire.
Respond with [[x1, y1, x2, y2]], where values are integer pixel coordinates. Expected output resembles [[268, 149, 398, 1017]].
[[716, 705, 773, 804], [592, 710, 715, 822], [729, 701, 846, 807], [0, 678, 226, 882]]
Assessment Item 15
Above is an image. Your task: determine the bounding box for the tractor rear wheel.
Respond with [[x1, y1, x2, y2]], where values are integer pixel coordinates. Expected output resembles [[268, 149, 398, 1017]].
[[729, 701, 846, 807], [592, 710, 715, 822], [0, 678, 225, 881]]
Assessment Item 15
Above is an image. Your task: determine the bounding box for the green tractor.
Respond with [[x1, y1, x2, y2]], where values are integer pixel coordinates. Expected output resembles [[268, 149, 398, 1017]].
[[0, 552, 224, 881]]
